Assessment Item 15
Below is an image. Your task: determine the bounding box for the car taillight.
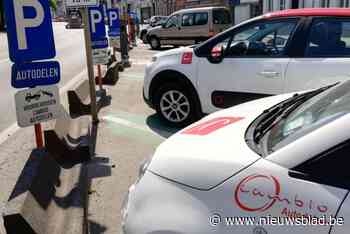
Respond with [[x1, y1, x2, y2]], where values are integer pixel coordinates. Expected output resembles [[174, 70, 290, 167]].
[[181, 52, 193, 64], [209, 30, 215, 37]]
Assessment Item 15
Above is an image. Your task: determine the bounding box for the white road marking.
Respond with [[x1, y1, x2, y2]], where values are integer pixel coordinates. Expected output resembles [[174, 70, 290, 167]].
[[129, 60, 151, 65], [0, 58, 9, 64], [101, 115, 167, 139], [0, 69, 88, 145]]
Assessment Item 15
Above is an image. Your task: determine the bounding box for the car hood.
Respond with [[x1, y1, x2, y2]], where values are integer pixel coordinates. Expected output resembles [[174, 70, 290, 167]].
[[154, 46, 194, 58], [148, 93, 293, 190]]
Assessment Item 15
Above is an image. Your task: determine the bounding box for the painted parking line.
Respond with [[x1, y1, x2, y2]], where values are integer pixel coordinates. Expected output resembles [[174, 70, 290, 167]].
[[101, 115, 166, 145], [0, 58, 9, 64], [119, 74, 144, 80], [102, 115, 153, 134]]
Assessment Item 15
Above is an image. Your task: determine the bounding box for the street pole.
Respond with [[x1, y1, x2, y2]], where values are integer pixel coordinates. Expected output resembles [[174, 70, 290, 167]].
[[120, 0, 130, 67], [34, 123, 44, 149], [81, 8, 99, 123]]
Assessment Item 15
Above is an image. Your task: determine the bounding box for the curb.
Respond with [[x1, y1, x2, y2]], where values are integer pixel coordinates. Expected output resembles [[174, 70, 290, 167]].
[[3, 78, 92, 234]]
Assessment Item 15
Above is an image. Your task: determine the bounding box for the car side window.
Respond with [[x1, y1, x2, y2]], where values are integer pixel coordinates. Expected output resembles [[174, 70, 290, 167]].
[[182, 13, 208, 27], [194, 13, 208, 26], [227, 20, 297, 57], [182, 14, 194, 26], [305, 19, 350, 57], [165, 15, 178, 28], [292, 141, 350, 189]]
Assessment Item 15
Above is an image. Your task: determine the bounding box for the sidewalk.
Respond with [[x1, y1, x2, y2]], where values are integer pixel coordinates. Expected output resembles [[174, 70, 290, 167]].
[[87, 42, 179, 234]]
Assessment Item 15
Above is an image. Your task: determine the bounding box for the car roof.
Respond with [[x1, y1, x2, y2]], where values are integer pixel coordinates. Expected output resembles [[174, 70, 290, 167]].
[[264, 8, 350, 18], [172, 6, 228, 15]]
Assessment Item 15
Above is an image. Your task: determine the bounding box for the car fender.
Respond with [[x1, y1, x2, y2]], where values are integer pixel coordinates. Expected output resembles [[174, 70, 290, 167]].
[[144, 53, 199, 104]]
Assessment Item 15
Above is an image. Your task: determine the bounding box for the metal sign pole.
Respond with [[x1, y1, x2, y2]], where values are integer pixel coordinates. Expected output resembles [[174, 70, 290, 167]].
[[34, 123, 44, 148], [97, 64, 103, 90], [81, 7, 99, 123]]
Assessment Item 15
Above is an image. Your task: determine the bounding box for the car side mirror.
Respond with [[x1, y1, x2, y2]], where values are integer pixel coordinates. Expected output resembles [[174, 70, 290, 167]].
[[209, 46, 224, 63]]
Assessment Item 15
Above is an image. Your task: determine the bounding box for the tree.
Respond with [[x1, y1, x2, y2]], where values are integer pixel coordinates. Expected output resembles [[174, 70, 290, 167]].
[[49, 0, 58, 11]]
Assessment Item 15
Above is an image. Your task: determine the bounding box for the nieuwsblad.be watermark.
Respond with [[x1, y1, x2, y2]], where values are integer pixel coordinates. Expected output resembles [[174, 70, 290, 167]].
[[209, 213, 344, 227]]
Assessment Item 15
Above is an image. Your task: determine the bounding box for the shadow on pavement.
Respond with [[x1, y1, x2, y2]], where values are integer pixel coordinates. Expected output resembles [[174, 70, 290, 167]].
[[87, 157, 112, 180], [146, 114, 180, 138], [8, 149, 49, 201], [148, 46, 177, 51], [89, 220, 108, 234]]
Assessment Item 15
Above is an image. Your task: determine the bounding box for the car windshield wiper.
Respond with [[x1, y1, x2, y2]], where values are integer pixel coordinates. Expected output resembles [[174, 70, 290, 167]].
[[253, 83, 337, 144]]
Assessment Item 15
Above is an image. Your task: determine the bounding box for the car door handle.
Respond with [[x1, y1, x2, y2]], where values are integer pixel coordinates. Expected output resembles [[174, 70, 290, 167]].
[[259, 71, 280, 78]]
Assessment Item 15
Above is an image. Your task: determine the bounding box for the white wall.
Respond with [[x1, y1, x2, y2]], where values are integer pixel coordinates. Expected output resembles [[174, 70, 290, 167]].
[[235, 4, 251, 24]]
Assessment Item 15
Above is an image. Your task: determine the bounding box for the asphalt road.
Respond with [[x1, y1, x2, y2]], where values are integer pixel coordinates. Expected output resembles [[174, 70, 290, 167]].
[[0, 22, 86, 132]]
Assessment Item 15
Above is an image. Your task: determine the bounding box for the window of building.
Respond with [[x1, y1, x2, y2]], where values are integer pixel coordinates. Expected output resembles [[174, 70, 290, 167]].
[[280, 0, 286, 10], [341, 0, 350, 7], [321, 0, 330, 7], [268, 0, 274, 11]]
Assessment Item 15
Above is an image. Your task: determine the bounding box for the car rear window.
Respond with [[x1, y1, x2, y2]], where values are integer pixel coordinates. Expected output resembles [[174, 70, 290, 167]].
[[213, 9, 231, 25]]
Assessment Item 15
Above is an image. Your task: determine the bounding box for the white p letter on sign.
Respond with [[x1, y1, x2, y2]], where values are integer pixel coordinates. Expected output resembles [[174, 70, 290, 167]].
[[90, 10, 103, 34], [13, 0, 45, 50]]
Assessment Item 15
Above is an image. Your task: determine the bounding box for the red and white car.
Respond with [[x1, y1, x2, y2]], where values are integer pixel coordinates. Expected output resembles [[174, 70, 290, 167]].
[[144, 8, 350, 127], [124, 81, 350, 234]]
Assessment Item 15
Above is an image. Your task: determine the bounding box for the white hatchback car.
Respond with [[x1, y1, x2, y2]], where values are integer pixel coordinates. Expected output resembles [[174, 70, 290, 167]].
[[124, 81, 350, 234], [143, 8, 350, 127]]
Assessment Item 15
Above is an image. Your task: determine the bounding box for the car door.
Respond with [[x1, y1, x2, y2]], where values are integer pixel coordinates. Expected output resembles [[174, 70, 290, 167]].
[[159, 14, 181, 45], [180, 12, 209, 45], [230, 157, 348, 234], [285, 17, 350, 93], [197, 18, 299, 114]]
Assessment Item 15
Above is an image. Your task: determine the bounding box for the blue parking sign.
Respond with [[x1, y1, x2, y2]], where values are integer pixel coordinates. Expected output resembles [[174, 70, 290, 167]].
[[12, 61, 61, 88], [4, 0, 56, 62], [88, 6, 107, 41], [107, 9, 120, 30], [107, 9, 120, 37]]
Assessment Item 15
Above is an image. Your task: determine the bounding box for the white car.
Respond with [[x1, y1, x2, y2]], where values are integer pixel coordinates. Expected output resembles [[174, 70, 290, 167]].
[[124, 81, 350, 234], [143, 8, 350, 127]]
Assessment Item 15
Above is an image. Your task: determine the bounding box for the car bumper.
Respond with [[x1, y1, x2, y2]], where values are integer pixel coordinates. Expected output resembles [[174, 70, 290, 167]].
[[143, 87, 154, 109]]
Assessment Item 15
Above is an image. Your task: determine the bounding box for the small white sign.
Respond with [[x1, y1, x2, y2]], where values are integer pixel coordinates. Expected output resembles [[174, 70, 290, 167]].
[[92, 48, 109, 65], [15, 85, 61, 127], [109, 36, 120, 48], [66, 0, 98, 7]]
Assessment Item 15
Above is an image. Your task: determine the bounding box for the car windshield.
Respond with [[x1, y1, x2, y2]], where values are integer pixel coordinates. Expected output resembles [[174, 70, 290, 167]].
[[267, 81, 350, 153]]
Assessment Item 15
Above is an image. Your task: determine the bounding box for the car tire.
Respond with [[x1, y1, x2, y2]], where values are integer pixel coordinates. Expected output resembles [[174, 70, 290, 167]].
[[154, 83, 200, 127], [141, 32, 147, 43], [150, 36, 161, 50]]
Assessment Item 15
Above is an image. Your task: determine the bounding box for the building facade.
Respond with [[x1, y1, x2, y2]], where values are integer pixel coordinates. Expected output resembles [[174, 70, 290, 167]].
[[263, 0, 350, 13]]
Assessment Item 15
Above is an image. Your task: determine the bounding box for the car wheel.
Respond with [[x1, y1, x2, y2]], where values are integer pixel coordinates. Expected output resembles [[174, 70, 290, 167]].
[[150, 37, 160, 50], [155, 83, 199, 127], [141, 33, 147, 43]]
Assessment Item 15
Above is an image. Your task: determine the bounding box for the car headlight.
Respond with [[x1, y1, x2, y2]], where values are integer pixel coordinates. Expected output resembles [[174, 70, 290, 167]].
[[151, 56, 157, 62], [137, 155, 153, 182]]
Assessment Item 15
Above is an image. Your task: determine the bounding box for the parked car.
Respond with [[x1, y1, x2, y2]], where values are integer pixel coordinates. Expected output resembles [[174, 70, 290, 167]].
[[123, 80, 350, 234], [65, 12, 83, 29], [146, 7, 232, 49], [140, 16, 168, 43], [143, 8, 350, 127]]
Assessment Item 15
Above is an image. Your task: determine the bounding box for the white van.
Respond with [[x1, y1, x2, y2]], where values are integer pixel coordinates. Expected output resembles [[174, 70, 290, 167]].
[[146, 7, 232, 49]]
